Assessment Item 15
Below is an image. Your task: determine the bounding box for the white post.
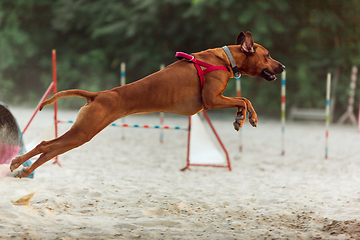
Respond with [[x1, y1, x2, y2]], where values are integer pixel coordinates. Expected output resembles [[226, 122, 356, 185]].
[[325, 73, 331, 159], [236, 77, 243, 152], [160, 64, 165, 143], [281, 71, 286, 156]]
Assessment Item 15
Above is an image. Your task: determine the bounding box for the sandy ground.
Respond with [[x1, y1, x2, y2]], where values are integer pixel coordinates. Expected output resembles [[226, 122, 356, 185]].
[[1, 106, 360, 239]]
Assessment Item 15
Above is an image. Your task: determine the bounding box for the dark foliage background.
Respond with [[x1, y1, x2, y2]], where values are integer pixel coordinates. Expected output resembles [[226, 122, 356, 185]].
[[1, 0, 360, 119]]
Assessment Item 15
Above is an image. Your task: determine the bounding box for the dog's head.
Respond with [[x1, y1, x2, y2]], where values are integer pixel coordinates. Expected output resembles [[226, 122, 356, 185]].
[[235, 31, 285, 81]]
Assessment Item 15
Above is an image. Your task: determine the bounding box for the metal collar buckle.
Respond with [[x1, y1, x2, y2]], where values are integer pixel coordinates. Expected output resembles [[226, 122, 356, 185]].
[[234, 73, 241, 80]]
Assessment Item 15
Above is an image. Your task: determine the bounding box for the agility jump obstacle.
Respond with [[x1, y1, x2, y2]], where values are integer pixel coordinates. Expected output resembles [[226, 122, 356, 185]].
[[119, 62, 167, 143], [182, 111, 231, 171], [286, 73, 331, 159], [338, 66, 358, 126], [117, 63, 231, 170], [23, 51, 231, 171], [59, 112, 231, 171], [281, 71, 332, 159], [22, 50, 60, 166], [58, 120, 188, 130]]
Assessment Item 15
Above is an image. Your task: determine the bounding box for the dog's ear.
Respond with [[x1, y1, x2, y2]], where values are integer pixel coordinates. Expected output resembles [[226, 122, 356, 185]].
[[236, 31, 255, 54], [236, 32, 246, 45]]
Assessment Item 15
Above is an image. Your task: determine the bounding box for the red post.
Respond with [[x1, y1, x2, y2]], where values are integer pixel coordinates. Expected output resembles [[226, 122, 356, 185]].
[[52, 50, 61, 166], [180, 116, 192, 171], [202, 111, 231, 171], [22, 82, 54, 135]]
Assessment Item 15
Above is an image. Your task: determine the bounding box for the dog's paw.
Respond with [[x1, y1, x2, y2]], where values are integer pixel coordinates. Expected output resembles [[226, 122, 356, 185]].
[[15, 167, 29, 179], [233, 108, 246, 131], [233, 120, 242, 131], [248, 110, 258, 127], [10, 157, 22, 171]]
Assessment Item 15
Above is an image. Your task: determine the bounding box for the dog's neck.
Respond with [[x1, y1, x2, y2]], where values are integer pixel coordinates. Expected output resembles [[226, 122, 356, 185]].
[[211, 46, 247, 77]]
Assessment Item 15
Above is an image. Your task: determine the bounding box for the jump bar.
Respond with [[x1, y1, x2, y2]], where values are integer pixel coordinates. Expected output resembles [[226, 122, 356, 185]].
[[58, 120, 188, 131]]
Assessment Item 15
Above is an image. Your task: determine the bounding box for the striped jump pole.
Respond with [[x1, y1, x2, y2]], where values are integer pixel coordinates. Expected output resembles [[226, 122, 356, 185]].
[[160, 64, 165, 143], [58, 120, 188, 131], [111, 122, 187, 130], [52, 50, 60, 166], [325, 73, 331, 159], [22, 82, 54, 135], [120, 62, 126, 140], [120, 62, 126, 86], [236, 76, 243, 152], [281, 71, 286, 156]]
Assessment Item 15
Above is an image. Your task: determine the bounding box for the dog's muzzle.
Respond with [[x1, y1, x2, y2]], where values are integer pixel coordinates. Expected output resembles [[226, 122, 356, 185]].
[[261, 64, 285, 81]]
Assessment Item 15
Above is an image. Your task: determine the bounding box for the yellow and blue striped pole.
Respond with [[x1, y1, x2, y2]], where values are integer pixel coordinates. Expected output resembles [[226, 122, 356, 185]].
[[121, 62, 126, 140], [325, 73, 331, 159], [121, 62, 126, 86], [281, 71, 286, 156]]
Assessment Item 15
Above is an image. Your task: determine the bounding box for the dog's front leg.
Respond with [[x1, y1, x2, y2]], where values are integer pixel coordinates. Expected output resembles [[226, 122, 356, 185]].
[[232, 98, 257, 131], [238, 98, 257, 128], [202, 76, 258, 130], [202, 94, 258, 130], [233, 105, 247, 131]]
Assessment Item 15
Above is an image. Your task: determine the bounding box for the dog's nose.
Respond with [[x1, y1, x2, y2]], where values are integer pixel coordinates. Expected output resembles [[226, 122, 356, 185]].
[[277, 64, 285, 73], [275, 64, 285, 73]]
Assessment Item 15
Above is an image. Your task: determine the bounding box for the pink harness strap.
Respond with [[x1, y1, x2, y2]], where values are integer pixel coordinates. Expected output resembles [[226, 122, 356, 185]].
[[176, 52, 229, 89]]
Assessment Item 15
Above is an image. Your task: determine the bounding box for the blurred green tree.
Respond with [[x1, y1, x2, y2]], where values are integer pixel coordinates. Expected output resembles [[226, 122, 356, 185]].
[[1, 0, 360, 118], [0, 0, 52, 103]]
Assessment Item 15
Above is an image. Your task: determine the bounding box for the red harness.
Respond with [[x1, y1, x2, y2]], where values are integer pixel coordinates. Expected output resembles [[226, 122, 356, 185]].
[[175, 52, 229, 89]]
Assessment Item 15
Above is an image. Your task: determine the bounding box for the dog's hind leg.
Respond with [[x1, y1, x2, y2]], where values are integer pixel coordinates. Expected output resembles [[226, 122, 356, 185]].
[[10, 129, 92, 176], [11, 99, 120, 175], [10, 138, 59, 171], [15, 144, 77, 178]]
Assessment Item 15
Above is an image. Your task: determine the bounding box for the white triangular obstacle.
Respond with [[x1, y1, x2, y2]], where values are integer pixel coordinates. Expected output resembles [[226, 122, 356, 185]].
[[181, 111, 231, 171]]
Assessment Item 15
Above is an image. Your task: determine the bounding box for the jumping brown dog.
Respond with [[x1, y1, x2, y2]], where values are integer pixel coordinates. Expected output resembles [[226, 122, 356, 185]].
[[11, 31, 284, 177]]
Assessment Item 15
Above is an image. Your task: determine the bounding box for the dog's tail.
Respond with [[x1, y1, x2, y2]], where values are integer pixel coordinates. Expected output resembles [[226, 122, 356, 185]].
[[39, 89, 97, 111]]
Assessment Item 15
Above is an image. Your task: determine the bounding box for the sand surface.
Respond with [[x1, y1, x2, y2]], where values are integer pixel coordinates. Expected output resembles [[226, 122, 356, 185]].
[[1, 106, 360, 239]]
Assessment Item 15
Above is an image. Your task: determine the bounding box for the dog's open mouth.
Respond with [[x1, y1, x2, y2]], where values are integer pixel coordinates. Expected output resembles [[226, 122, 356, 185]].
[[261, 69, 276, 81]]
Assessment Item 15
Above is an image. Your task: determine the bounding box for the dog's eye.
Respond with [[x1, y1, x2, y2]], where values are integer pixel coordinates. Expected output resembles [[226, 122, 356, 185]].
[[266, 54, 270, 59]]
